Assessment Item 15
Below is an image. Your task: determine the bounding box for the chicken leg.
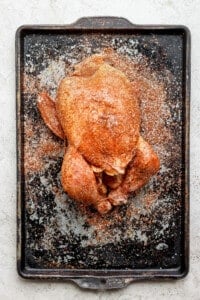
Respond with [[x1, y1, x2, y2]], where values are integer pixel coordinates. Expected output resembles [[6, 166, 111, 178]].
[[61, 146, 112, 214], [108, 136, 160, 205]]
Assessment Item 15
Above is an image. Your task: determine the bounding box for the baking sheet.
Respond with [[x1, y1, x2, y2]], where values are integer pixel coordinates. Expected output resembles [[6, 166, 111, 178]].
[[16, 17, 190, 289]]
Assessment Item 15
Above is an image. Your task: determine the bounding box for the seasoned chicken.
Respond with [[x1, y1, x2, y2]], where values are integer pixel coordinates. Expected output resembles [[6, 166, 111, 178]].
[[37, 50, 160, 214]]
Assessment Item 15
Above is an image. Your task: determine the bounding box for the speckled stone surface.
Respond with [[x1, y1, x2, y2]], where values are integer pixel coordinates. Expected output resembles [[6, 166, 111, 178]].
[[0, 0, 199, 299]]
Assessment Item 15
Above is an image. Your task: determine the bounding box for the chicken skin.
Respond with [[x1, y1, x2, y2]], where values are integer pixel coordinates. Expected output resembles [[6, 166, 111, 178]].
[[37, 51, 160, 214]]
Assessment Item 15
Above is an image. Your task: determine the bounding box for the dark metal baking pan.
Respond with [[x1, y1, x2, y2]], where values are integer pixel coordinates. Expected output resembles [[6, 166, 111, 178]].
[[16, 17, 190, 289]]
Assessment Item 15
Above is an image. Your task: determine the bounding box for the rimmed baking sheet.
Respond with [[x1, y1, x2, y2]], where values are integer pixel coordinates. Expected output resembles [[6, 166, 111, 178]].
[[16, 17, 190, 289]]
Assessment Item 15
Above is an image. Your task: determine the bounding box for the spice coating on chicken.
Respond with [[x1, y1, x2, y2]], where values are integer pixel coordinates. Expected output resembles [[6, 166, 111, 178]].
[[37, 50, 160, 214]]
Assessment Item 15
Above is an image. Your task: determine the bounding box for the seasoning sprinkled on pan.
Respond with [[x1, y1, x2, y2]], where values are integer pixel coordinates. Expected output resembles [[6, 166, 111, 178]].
[[37, 49, 160, 214]]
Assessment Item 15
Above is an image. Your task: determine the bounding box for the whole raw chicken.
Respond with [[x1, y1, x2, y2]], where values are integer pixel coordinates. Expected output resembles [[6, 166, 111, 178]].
[[37, 50, 160, 214]]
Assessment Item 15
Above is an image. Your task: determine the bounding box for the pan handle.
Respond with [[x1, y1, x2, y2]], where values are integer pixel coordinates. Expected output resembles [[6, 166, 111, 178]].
[[72, 16, 135, 28], [72, 277, 133, 290]]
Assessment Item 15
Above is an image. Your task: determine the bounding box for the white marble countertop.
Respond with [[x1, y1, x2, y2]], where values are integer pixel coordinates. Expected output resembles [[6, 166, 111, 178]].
[[0, 0, 199, 299]]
